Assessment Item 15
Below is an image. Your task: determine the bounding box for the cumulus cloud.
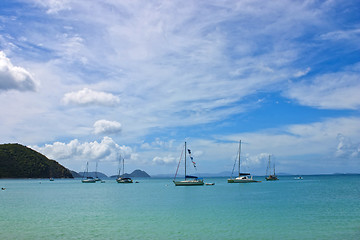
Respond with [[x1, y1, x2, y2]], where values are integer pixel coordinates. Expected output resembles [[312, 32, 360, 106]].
[[33, 136, 132, 162], [152, 155, 176, 165], [0, 51, 37, 92], [93, 119, 122, 135], [62, 88, 120, 106]]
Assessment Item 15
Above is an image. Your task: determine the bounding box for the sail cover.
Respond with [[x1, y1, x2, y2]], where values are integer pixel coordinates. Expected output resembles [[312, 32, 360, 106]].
[[185, 175, 198, 179], [239, 173, 250, 176]]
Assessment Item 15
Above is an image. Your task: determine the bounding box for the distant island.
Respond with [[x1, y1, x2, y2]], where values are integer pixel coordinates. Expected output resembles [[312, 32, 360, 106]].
[[110, 169, 151, 178], [0, 143, 73, 178]]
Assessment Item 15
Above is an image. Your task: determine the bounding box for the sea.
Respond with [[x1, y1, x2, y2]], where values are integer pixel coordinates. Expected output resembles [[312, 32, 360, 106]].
[[0, 175, 359, 240]]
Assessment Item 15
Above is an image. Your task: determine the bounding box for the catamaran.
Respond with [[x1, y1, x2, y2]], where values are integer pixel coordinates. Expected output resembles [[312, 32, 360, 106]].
[[265, 155, 278, 181], [82, 162, 96, 183], [116, 155, 133, 183], [173, 142, 204, 186], [228, 140, 260, 183]]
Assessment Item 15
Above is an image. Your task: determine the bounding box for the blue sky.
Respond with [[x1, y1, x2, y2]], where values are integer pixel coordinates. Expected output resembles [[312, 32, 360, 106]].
[[0, 0, 359, 176]]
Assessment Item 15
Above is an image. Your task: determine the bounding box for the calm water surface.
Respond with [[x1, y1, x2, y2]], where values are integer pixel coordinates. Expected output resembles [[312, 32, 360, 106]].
[[0, 175, 359, 239]]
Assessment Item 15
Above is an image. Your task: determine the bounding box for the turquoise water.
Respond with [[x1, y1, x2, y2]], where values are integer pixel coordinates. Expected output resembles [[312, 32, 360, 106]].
[[0, 175, 359, 240]]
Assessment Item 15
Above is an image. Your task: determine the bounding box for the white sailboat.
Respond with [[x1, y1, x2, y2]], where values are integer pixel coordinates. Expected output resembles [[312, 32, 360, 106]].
[[82, 162, 96, 183], [228, 140, 260, 183], [173, 141, 204, 186], [116, 155, 133, 183], [265, 155, 278, 181]]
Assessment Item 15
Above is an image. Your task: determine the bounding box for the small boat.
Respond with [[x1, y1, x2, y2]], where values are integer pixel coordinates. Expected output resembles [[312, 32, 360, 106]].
[[265, 155, 278, 181], [205, 182, 215, 185], [173, 141, 204, 186], [228, 140, 260, 183], [82, 162, 96, 183], [294, 176, 303, 180], [49, 178, 54, 181], [116, 155, 133, 183]]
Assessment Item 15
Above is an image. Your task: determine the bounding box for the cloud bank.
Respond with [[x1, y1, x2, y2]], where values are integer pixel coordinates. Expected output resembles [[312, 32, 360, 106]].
[[33, 136, 132, 162]]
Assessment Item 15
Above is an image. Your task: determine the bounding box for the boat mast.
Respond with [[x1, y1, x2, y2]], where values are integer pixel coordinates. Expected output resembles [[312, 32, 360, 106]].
[[117, 154, 121, 178], [185, 141, 187, 179], [123, 157, 125, 176], [95, 162, 98, 178], [273, 161, 276, 176], [238, 140, 241, 177]]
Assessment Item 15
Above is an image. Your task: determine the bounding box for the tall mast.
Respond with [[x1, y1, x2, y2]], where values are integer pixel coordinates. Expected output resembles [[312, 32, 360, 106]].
[[273, 161, 276, 176], [185, 141, 187, 179], [123, 157, 125, 175], [238, 140, 241, 176], [95, 162, 98, 178], [118, 154, 121, 177]]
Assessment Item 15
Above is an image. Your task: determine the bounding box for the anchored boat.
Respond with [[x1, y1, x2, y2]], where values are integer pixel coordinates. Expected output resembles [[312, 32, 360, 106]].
[[265, 155, 278, 181], [82, 162, 96, 183], [173, 141, 204, 186], [116, 155, 133, 183], [228, 140, 260, 183]]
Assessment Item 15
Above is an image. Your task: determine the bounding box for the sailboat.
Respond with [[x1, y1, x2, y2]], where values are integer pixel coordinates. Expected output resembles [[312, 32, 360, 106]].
[[82, 162, 96, 183], [94, 162, 101, 182], [265, 155, 278, 181], [116, 155, 133, 183], [228, 140, 260, 183], [173, 141, 204, 186]]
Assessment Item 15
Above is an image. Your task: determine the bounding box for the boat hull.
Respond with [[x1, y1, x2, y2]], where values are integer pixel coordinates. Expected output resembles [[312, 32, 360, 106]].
[[116, 178, 133, 183], [228, 178, 259, 183], [173, 180, 204, 186], [82, 179, 96, 183], [265, 175, 279, 181]]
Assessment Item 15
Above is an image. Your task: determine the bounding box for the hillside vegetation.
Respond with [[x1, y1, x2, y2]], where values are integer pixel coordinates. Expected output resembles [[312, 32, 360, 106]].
[[0, 143, 73, 178]]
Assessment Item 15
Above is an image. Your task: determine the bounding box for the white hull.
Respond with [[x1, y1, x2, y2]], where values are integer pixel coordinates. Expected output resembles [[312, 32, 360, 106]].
[[228, 176, 259, 183], [82, 179, 96, 183], [173, 180, 204, 186]]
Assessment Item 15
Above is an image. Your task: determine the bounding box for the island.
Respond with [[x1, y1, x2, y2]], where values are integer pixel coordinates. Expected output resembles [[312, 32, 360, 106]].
[[110, 169, 151, 178]]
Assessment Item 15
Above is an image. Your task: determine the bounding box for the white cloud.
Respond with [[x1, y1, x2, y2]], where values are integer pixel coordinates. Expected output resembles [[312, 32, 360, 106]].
[[336, 134, 360, 158], [62, 88, 120, 106], [286, 66, 360, 110], [141, 138, 175, 149], [294, 67, 311, 78], [152, 155, 176, 165], [32, 136, 132, 162], [34, 0, 72, 14], [93, 119, 122, 135], [0, 51, 37, 92], [319, 28, 360, 41]]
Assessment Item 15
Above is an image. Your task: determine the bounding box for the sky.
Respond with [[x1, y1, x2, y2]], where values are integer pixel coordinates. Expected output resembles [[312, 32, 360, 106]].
[[0, 0, 359, 176]]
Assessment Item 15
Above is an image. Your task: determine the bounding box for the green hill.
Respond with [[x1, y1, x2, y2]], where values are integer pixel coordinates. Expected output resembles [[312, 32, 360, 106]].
[[0, 143, 73, 178]]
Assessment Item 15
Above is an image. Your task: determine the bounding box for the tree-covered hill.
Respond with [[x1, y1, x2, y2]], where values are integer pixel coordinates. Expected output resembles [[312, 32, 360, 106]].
[[0, 143, 73, 178]]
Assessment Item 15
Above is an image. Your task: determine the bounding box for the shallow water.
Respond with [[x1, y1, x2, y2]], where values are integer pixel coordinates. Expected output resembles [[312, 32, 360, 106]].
[[1, 175, 359, 239]]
